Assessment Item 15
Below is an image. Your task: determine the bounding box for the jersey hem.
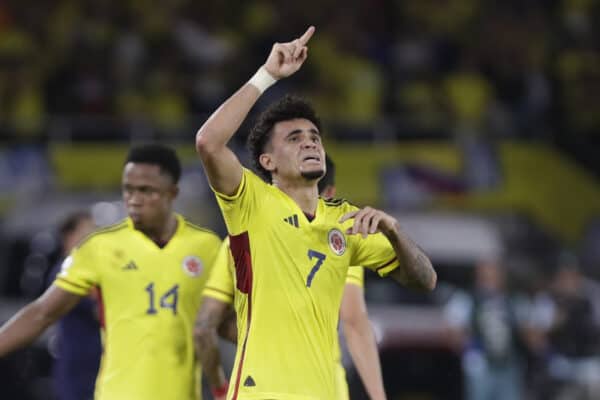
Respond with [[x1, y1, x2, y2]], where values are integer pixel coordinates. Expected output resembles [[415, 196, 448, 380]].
[[233, 392, 322, 400]]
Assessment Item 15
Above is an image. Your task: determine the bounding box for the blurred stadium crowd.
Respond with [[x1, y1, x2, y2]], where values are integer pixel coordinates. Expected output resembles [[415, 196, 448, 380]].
[[0, 1, 598, 146], [1, 0, 600, 399]]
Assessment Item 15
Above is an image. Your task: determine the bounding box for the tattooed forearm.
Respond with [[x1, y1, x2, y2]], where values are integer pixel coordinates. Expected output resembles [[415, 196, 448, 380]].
[[193, 300, 228, 388], [385, 225, 437, 291], [217, 307, 238, 344]]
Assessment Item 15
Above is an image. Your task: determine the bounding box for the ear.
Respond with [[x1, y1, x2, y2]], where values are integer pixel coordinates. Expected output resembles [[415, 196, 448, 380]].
[[320, 185, 336, 199], [170, 185, 179, 200], [259, 153, 276, 173]]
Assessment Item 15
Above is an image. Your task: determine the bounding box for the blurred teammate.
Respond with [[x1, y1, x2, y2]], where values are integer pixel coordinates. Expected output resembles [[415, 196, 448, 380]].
[[319, 157, 387, 400], [0, 144, 222, 400], [47, 210, 100, 400], [195, 26, 436, 399], [195, 156, 387, 400]]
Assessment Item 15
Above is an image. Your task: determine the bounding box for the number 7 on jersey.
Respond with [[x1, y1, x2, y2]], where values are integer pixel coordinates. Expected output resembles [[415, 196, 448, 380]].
[[306, 249, 326, 287]]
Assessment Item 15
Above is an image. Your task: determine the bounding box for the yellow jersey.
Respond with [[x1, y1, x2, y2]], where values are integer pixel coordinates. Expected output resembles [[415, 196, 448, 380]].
[[203, 238, 235, 305], [54, 215, 222, 400], [205, 245, 364, 400], [213, 168, 398, 400], [332, 266, 364, 400]]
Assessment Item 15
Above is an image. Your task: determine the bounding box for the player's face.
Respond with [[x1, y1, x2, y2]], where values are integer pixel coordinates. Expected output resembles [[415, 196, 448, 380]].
[[263, 118, 325, 183], [122, 162, 177, 230]]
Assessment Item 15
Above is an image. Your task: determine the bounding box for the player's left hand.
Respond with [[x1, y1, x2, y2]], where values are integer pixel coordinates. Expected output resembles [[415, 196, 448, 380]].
[[339, 207, 399, 238]]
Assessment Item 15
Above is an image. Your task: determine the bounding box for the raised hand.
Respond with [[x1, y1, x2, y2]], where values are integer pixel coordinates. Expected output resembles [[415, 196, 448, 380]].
[[263, 26, 315, 80], [340, 207, 437, 291], [339, 207, 399, 239]]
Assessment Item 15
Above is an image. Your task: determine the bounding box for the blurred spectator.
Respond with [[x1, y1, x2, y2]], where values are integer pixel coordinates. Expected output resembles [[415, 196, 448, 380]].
[[443, 56, 493, 137], [46, 210, 100, 400], [530, 253, 600, 400], [0, 0, 596, 152], [145, 61, 187, 137], [444, 259, 527, 400]]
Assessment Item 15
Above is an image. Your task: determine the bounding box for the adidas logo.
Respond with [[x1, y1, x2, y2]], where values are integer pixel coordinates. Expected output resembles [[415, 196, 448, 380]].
[[283, 214, 299, 228], [243, 375, 256, 387], [122, 261, 138, 271]]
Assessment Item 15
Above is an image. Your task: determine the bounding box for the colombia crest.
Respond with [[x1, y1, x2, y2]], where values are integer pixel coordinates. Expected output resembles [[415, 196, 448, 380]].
[[182, 256, 203, 277], [328, 229, 346, 256]]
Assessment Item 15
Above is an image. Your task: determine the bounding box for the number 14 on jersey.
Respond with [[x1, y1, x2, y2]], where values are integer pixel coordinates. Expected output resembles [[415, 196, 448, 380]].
[[145, 283, 179, 315]]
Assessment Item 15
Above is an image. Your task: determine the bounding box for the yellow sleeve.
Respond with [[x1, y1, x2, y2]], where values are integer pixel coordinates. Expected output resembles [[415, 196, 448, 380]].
[[202, 229, 225, 270], [350, 232, 400, 277], [213, 168, 264, 235], [53, 239, 100, 296], [203, 238, 234, 304], [345, 266, 364, 288]]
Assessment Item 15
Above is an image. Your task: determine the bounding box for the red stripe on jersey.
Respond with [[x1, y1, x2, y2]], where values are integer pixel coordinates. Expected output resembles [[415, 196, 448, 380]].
[[232, 296, 252, 399], [230, 232, 253, 294], [94, 286, 106, 329], [92, 285, 106, 396], [229, 232, 253, 399]]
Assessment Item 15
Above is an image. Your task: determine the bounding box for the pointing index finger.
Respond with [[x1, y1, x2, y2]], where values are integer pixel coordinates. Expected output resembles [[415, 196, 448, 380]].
[[339, 210, 358, 224], [298, 26, 315, 46]]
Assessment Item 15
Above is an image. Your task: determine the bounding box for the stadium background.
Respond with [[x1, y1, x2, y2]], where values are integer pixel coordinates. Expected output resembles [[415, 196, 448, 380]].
[[0, 0, 599, 399]]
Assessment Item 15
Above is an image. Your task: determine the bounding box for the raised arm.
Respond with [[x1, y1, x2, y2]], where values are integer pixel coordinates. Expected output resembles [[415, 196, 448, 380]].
[[340, 283, 387, 400], [195, 26, 315, 196], [0, 285, 82, 356], [340, 208, 437, 291]]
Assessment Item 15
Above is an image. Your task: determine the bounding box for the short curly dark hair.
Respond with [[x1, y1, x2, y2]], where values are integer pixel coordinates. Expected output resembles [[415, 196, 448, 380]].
[[125, 143, 182, 183], [247, 95, 322, 182]]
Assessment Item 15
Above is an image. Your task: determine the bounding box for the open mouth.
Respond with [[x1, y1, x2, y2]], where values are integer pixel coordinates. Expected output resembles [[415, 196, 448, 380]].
[[302, 155, 321, 162]]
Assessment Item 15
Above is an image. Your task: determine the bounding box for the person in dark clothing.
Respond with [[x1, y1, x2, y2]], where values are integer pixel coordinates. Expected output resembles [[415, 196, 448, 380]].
[[46, 211, 100, 400], [542, 259, 600, 399], [444, 260, 527, 400]]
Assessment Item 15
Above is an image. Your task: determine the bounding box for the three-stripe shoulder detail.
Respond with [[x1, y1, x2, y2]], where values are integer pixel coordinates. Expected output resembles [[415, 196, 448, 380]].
[[184, 221, 219, 237], [323, 197, 350, 207], [76, 220, 128, 248]]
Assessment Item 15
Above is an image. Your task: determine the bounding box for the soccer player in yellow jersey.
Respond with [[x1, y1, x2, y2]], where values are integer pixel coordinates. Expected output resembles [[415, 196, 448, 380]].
[[319, 157, 387, 400], [195, 26, 436, 399], [195, 156, 387, 400], [0, 144, 222, 400]]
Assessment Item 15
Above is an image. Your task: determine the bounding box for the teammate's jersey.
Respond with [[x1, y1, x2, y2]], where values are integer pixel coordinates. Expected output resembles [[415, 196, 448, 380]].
[[213, 168, 399, 400], [333, 267, 364, 400], [54, 215, 222, 400], [203, 238, 235, 305]]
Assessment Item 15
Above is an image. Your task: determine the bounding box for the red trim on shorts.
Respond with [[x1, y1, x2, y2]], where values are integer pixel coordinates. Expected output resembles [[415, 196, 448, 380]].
[[229, 232, 253, 399]]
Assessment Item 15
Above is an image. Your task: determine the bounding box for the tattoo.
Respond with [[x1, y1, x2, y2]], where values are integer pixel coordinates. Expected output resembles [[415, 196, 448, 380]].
[[194, 312, 220, 331], [217, 307, 238, 344], [412, 253, 436, 288], [193, 301, 228, 387], [387, 230, 437, 291]]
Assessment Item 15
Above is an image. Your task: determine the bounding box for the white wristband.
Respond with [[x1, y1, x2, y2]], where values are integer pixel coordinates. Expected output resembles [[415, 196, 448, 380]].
[[248, 67, 277, 94]]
